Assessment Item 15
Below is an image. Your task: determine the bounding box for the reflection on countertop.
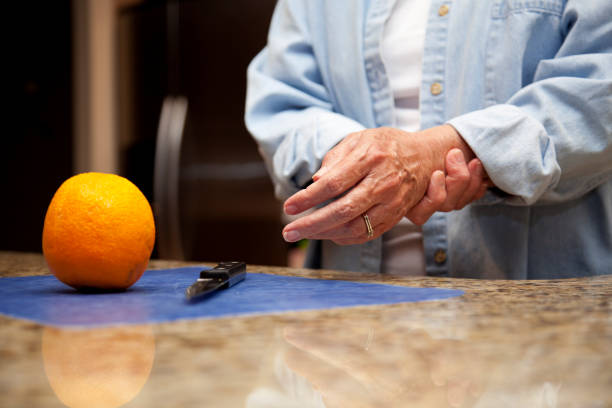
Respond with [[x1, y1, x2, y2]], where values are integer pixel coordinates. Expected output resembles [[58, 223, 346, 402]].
[[0, 251, 610, 407], [42, 326, 155, 408]]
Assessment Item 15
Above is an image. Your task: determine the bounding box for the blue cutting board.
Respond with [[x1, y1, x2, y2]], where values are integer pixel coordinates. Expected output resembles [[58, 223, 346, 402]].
[[0, 267, 463, 328]]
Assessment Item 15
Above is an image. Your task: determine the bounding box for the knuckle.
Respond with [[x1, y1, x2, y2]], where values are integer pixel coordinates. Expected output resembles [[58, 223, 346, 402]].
[[389, 197, 405, 215], [455, 170, 470, 184], [345, 131, 365, 149], [372, 145, 389, 161], [373, 178, 397, 198], [325, 175, 345, 196], [335, 199, 358, 222], [364, 145, 387, 165], [390, 172, 404, 189], [346, 131, 361, 141]]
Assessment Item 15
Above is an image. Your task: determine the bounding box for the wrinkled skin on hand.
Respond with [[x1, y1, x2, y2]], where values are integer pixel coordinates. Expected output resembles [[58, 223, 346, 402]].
[[282, 125, 481, 245]]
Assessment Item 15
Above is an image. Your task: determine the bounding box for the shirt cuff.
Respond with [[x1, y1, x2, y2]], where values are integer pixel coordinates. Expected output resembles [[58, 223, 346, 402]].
[[447, 104, 560, 206]]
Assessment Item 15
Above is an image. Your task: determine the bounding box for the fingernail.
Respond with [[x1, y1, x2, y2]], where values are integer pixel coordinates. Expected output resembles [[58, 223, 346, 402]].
[[451, 149, 464, 164], [285, 204, 298, 215], [313, 167, 326, 180], [283, 230, 301, 242]]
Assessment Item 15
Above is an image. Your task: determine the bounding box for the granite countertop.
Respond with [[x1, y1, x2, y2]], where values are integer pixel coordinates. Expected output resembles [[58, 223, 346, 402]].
[[0, 251, 610, 407]]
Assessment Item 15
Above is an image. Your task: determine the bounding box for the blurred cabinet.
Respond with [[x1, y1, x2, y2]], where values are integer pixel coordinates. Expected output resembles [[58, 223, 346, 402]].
[[2, 1, 73, 252], [117, 0, 286, 265]]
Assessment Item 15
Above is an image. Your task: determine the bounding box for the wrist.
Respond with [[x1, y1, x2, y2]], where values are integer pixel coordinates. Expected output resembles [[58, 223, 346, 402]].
[[422, 124, 476, 166]]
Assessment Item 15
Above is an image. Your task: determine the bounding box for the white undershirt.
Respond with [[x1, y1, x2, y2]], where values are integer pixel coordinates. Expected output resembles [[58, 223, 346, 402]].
[[380, 0, 431, 276]]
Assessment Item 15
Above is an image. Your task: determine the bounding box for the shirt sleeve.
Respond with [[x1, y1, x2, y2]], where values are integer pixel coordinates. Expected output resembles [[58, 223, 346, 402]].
[[245, 0, 365, 200], [448, 2, 612, 206]]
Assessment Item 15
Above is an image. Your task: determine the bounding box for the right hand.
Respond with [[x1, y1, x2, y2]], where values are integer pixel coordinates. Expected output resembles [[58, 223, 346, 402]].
[[281, 126, 474, 245], [282, 323, 485, 407], [406, 149, 493, 226]]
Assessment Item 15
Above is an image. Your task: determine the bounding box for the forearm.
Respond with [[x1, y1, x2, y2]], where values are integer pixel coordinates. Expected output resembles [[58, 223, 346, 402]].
[[446, 3, 612, 206], [244, 0, 367, 199], [449, 94, 612, 206], [246, 60, 366, 198]]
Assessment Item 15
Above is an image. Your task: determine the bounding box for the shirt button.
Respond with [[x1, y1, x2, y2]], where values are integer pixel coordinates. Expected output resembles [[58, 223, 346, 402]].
[[434, 249, 447, 264], [430, 82, 443, 95], [438, 4, 450, 16]]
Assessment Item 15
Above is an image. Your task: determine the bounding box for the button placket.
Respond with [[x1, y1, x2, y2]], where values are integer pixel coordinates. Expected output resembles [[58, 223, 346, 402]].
[[430, 3, 449, 98], [421, 1, 453, 276]]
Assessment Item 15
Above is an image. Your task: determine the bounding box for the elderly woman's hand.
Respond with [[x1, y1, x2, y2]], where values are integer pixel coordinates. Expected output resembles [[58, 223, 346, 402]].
[[406, 149, 493, 226], [282, 125, 477, 245]]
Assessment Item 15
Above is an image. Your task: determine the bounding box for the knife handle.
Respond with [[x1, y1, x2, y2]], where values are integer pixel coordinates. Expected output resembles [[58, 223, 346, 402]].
[[199, 261, 246, 289]]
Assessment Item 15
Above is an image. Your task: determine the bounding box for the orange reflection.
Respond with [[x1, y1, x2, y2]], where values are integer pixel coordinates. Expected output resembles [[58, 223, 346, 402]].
[[42, 325, 155, 408]]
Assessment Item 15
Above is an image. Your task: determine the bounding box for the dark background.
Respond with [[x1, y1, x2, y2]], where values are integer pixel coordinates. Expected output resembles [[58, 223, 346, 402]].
[[3, 1, 74, 253], [3, 0, 287, 266]]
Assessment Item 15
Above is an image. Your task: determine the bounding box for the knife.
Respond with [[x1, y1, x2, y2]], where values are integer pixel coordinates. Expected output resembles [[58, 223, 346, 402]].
[[185, 261, 246, 301]]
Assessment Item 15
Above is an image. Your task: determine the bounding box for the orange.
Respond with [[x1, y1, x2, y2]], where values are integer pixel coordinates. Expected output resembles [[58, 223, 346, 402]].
[[42, 172, 155, 290]]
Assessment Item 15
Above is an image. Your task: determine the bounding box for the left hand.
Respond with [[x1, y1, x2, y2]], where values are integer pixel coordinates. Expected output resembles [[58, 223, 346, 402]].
[[282, 125, 474, 245], [406, 148, 492, 226]]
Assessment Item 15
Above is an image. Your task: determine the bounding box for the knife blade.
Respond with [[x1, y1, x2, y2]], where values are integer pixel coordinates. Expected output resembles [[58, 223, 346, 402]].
[[185, 261, 246, 301]]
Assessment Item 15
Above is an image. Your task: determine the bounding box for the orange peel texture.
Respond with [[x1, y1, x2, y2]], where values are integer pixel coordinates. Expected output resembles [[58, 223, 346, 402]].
[[42, 172, 155, 290]]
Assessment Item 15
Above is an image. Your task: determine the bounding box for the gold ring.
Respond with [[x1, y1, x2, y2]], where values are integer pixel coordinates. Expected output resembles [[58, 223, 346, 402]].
[[363, 214, 374, 238]]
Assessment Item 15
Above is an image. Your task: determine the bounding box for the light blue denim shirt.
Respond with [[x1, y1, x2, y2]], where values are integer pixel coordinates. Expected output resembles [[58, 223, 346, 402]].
[[245, 0, 612, 279]]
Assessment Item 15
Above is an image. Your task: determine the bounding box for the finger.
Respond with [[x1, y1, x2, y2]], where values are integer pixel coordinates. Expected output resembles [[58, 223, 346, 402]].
[[284, 168, 365, 216], [284, 325, 375, 360], [455, 159, 485, 209], [473, 182, 488, 201], [283, 346, 367, 408], [283, 326, 407, 402], [405, 170, 447, 226], [306, 202, 394, 243], [329, 215, 406, 246], [284, 147, 372, 216], [306, 217, 367, 242], [439, 149, 470, 212], [282, 178, 378, 242], [312, 132, 362, 181]]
